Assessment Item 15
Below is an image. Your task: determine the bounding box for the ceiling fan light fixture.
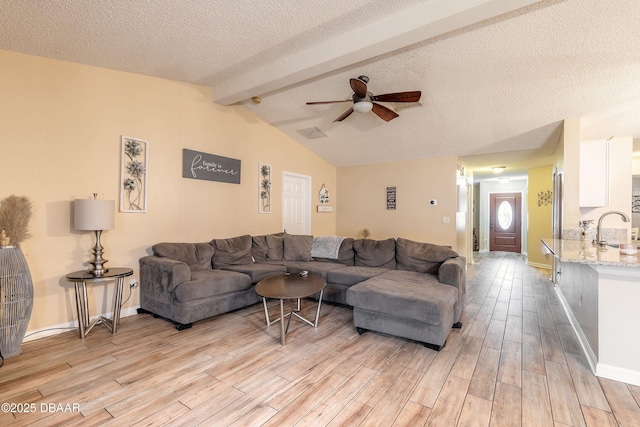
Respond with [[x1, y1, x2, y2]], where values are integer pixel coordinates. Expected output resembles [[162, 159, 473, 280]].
[[353, 101, 373, 113]]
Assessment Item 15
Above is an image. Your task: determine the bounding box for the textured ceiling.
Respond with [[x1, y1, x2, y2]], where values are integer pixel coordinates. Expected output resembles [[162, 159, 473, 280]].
[[1, 0, 639, 179]]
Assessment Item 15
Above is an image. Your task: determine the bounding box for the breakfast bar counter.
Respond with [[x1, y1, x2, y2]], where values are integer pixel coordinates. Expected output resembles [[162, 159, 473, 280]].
[[541, 238, 640, 386], [541, 238, 640, 267]]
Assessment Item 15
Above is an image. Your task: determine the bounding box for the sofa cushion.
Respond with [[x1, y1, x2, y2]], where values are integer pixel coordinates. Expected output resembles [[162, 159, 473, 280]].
[[396, 238, 459, 274], [252, 235, 268, 263], [346, 277, 457, 325], [252, 232, 284, 263], [353, 238, 396, 268], [219, 263, 287, 283], [378, 269, 433, 283], [266, 234, 284, 260], [212, 235, 253, 266], [173, 269, 253, 302], [284, 233, 313, 261], [276, 261, 347, 279], [152, 242, 214, 270], [327, 266, 389, 286], [313, 237, 355, 266]]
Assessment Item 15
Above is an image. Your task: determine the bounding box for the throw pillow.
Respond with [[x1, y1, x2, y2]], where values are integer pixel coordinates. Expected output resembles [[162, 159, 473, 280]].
[[211, 235, 252, 266], [284, 233, 313, 261]]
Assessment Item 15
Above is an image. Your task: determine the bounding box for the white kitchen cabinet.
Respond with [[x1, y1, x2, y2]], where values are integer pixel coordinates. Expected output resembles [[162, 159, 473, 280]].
[[579, 140, 608, 207]]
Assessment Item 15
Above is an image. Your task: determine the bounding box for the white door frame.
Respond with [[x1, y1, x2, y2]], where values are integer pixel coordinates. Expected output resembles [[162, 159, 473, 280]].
[[282, 171, 312, 234]]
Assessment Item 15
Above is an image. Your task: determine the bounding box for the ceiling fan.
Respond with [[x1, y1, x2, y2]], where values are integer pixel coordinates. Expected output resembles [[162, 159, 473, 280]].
[[306, 75, 421, 122]]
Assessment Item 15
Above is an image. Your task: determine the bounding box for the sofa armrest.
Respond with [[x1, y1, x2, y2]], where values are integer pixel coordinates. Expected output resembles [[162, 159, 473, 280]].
[[140, 256, 191, 293], [438, 256, 466, 300]]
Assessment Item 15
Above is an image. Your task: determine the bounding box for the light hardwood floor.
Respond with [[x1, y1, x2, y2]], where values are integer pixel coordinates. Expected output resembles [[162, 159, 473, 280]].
[[2, 252, 640, 426]]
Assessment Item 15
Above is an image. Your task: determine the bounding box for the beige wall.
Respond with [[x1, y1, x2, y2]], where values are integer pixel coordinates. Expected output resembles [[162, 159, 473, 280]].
[[0, 50, 336, 334], [336, 156, 459, 247], [527, 166, 553, 268]]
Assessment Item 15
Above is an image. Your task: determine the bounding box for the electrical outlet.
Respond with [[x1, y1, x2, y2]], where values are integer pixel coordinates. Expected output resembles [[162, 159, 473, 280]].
[[442, 216, 450, 223], [129, 278, 138, 289]]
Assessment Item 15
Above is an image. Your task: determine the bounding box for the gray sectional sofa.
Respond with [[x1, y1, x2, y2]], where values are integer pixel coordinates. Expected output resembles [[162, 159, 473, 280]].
[[139, 233, 466, 349]]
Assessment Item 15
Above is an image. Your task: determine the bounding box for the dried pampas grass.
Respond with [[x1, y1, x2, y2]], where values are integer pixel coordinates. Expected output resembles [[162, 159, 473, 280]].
[[0, 195, 33, 246]]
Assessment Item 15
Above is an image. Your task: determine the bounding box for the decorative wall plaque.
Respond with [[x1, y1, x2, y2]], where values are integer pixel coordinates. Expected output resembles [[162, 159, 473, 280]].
[[182, 149, 241, 184], [387, 187, 396, 210]]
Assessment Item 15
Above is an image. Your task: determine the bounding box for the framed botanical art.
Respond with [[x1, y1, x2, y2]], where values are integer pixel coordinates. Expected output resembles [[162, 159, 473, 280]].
[[120, 135, 148, 212], [259, 163, 271, 214]]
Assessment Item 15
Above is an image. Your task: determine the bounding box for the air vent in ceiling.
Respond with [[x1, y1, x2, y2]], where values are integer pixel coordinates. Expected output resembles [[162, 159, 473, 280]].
[[297, 127, 327, 140]]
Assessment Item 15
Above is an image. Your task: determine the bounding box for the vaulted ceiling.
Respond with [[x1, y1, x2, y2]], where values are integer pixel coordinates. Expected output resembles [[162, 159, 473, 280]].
[[2, 0, 639, 180]]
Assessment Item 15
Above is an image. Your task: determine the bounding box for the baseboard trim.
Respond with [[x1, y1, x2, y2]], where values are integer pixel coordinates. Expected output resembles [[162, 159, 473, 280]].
[[23, 306, 140, 342], [527, 261, 551, 270], [597, 363, 640, 387]]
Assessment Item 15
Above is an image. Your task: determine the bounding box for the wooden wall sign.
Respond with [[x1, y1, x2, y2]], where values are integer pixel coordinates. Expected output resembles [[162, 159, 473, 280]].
[[182, 149, 241, 184]]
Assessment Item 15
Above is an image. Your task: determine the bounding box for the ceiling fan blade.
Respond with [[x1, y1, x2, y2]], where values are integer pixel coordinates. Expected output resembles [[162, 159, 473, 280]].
[[306, 100, 351, 105], [372, 91, 422, 103], [334, 107, 354, 122], [372, 103, 399, 122], [350, 78, 368, 98]]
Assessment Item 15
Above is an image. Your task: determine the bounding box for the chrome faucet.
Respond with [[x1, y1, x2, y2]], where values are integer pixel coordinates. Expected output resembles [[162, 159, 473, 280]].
[[595, 211, 630, 246]]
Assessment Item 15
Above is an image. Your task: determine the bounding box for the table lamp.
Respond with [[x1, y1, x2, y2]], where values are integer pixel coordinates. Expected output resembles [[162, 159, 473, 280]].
[[74, 194, 115, 276]]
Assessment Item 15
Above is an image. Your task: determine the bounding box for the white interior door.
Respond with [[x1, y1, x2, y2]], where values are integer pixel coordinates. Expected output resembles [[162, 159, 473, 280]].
[[282, 172, 311, 235]]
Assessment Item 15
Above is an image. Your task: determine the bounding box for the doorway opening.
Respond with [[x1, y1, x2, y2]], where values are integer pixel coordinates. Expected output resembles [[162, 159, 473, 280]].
[[489, 192, 522, 253]]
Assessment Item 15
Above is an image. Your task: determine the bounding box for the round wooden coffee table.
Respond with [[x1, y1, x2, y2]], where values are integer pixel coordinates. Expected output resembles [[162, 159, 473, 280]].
[[255, 273, 326, 345]]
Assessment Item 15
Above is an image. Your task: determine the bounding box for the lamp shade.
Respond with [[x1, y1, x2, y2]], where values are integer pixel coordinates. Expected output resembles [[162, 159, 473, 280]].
[[74, 199, 115, 231]]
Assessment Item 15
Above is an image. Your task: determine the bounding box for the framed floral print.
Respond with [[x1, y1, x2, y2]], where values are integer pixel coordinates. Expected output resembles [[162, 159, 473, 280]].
[[259, 163, 271, 214], [120, 135, 148, 213]]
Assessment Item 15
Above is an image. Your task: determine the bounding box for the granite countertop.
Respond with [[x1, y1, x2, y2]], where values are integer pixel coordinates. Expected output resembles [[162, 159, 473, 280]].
[[541, 238, 640, 267]]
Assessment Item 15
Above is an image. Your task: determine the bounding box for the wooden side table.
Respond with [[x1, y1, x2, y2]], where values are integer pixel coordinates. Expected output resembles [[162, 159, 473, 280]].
[[65, 268, 133, 338]]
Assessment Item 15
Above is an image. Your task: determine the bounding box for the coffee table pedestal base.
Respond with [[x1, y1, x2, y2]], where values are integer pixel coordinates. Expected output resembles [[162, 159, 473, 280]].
[[261, 290, 324, 345]]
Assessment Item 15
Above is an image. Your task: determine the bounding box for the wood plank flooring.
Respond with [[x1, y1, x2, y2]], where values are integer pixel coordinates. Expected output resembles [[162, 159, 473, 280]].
[[2, 252, 640, 426]]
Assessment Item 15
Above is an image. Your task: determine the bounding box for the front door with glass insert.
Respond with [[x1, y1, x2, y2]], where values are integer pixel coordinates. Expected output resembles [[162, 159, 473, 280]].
[[489, 192, 521, 253]]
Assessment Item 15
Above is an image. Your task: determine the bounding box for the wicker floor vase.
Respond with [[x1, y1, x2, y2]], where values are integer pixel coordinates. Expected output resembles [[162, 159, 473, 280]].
[[0, 246, 34, 358]]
